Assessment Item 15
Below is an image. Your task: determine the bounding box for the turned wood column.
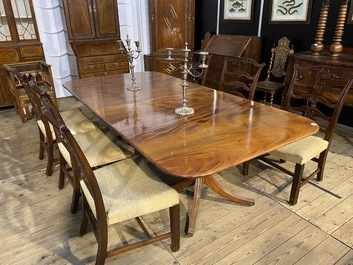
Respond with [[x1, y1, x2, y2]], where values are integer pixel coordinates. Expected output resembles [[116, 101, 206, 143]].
[[330, 0, 349, 56], [311, 0, 330, 55]]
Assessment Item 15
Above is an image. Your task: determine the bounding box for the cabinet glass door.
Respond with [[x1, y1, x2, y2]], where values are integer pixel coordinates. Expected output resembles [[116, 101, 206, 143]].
[[0, 1, 11, 41], [11, 0, 37, 40]]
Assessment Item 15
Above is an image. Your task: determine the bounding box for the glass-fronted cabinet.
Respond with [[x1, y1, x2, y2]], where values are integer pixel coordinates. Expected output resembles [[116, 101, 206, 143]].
[[0, 0, 44, 107]]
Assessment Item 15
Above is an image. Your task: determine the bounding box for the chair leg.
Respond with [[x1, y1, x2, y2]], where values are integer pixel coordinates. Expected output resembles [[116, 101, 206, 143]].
[[270, 91, 275, 106], [280, 92, 284, 107], [316, 151, 328, 181], [71, 167, 82, 213], [46, 142, 54, 176], [289, 163, 305, 205], [58, 155, 66, 189], [80, 200, 89, 236], [241, 161, 250, 176], [170, 204, 180, 252], [96, 227, 108, 265], [18, 98, 27, 123], [70, 183, 81, 214], [38, 130, 45, 160]]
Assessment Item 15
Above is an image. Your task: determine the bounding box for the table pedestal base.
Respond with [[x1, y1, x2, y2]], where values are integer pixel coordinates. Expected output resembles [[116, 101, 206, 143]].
[[173, 175, 255, 236]]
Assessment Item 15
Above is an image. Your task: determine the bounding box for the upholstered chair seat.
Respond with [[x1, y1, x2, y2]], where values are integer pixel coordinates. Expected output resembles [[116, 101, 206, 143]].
[[81, 156, 180, 225], [58, 128, 134, 168], [37, 109, 97, 140], [269, 135, 329, 165], [60, 109, 97, 133]]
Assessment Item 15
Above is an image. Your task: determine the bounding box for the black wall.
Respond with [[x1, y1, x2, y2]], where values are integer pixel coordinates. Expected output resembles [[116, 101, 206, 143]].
[[195, 0, 353, 127]]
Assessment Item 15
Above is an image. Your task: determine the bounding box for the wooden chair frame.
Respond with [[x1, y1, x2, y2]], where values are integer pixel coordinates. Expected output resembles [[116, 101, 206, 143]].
[[219, 56, 265, 100], [3, 61, 57, 123], [259, 64, 353, 205], [7, 68, 57, 176], [256, 37, 294, 106], [40, 93, 180, 264]]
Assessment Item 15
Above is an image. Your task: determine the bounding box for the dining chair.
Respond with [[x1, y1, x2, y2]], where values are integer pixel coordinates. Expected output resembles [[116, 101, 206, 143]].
[[218, 56, 265, 100], [9, 68, 97, 177], [28, 80, 135, 213], [258, 64, 353, 205], [3, 61, 58, 123], [256, 37, 294, 106], [41, 95, 180, 264], [218, 57, 265, 175]]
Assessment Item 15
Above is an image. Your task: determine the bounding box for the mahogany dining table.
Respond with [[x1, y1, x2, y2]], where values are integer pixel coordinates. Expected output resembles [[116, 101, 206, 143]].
[[63, 71, 319, 236]]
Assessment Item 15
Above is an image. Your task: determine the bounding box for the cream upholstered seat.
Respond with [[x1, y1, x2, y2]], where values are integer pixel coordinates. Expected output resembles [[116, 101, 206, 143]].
[[81, 156, 179, 225], [270, 136, 328, 165], [28, 80, 135, 213], [56, 129, 135, 213], [58, 129, 134, 168], [41, 97, 180, 265], [37, 109, 97, 140], [258, 64, 353, 205], [60, 109, 97, 133]]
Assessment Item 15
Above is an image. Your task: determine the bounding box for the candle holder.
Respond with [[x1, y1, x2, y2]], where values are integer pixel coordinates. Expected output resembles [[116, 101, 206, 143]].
[[166, 43, 209, 116], [118, 35, 142, 91]]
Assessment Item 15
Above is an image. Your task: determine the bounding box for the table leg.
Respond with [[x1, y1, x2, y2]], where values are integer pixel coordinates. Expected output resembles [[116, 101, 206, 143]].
[[186, 177, 203, 237], [205, 175, 255, 205], [185, 175, 255, 236]]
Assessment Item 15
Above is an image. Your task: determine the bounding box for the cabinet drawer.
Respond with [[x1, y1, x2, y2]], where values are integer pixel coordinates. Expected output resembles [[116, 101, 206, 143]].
[[78, 54, 127, 64], [79, 63, 105, 74], [105, 61, 129, 70], [19, 45, 43, 58], [80, 72, 107, 79], [80, 69, 128, 79], [106, 69, 129, 75], [0, 48, 20, 64]]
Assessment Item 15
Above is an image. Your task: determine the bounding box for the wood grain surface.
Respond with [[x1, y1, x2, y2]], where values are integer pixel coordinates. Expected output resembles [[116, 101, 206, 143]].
[[64, 71, 319, 178]]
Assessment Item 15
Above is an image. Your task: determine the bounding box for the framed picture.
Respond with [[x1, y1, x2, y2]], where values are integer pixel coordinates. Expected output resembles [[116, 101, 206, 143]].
[[223, 0, 253, 21], [270, 0, 313, 24], [347, 1, 353, 24]]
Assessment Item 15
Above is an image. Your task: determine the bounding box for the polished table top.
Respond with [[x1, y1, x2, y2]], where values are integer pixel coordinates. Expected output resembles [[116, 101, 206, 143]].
[[63, 71, 319, 235]]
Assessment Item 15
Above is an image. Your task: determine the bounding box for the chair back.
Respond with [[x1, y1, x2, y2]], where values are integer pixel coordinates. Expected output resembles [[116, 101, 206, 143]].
[[266, 36, 294, 81], [40, 91, 107, 225], [284, 64, 353, 144], [219, 56, 265, 100]]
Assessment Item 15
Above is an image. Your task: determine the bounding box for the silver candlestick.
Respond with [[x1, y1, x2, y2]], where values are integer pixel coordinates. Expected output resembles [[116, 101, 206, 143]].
[[118, 35, 142, 91], [166, 43, 209, 116]]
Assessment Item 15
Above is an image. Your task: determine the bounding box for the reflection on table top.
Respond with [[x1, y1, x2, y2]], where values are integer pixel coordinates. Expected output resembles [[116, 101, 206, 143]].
[[63, 71, 319, 179]]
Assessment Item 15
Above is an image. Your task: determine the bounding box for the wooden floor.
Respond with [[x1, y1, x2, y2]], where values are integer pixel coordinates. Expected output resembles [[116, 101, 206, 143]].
[[1, 96, 353, 265]]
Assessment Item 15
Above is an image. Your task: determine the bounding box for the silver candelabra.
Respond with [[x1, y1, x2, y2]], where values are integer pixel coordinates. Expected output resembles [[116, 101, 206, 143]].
[[166, 43, 209, 116], [118, 35, 142, 91]]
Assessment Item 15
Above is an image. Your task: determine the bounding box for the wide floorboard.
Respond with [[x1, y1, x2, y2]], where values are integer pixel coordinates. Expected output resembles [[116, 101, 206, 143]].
[[1, 97, 353, 264]]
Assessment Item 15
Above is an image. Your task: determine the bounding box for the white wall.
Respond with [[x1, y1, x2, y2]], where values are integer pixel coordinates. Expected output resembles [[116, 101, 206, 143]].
[[32, 0, 150, 98]]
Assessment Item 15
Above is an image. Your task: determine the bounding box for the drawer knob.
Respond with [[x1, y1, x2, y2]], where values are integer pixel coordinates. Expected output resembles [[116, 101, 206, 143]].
[[10, 53, 15, 57], [29, 49, 33, 53]]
